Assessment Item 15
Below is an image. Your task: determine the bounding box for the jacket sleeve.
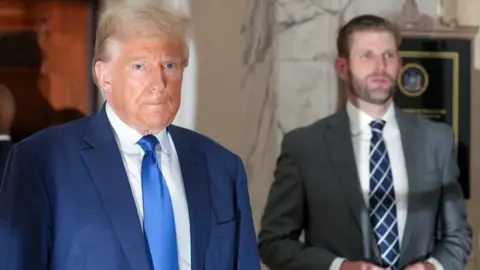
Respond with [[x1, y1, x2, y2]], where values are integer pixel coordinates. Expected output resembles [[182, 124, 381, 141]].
[[430, 129, 472, 269], [233, 155, 261, 270], [0, 142, 52, 270]]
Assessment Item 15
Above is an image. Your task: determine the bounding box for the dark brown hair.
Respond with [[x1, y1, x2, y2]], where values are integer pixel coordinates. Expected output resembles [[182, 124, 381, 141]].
[[337, 15, 401, 58]]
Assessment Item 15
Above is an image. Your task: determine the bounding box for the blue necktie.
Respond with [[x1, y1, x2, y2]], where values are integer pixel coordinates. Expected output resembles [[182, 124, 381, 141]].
[[137, 135, 179, 270], [368, 120, 400, 269]]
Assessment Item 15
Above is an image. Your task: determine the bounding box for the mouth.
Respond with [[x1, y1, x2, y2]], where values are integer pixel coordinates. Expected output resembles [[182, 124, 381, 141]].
[[369, 76, 391, 84], [144, 99, 167, 105], [369, 76, 393, 89]]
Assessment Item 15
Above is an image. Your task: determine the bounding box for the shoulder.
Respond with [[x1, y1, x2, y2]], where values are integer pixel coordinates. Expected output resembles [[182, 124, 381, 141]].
[[399, 110, 454, 140], [397, 110, 455, 161], [13, 116, 89, 155], [281, 111, 343, 148]]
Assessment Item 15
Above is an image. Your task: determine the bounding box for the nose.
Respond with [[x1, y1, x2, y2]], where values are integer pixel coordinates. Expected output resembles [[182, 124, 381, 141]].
[[372, 54, 387, 72], [151, 66, 166, 91]]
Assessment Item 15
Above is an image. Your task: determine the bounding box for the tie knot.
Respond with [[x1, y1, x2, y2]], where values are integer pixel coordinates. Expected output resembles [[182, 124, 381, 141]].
[[137, 135, 159, 152], [370, 120, 386, 134]]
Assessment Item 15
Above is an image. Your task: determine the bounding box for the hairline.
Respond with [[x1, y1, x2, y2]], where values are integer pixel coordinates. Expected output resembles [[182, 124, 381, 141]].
[[92, 4, 190, 87], [92, 32, 189, 87], [337, 16, 401, 58], [346, 29, 399, 56]]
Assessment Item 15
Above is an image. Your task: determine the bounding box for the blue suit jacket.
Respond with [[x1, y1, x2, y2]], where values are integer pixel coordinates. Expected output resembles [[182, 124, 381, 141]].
[[0, 106, 260, 270], [0, 140, 12, 187]]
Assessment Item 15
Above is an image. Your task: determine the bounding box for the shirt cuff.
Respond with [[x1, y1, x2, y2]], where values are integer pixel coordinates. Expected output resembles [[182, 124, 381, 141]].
[[329, 257, 346, 270], [427, 257, 444, 270]]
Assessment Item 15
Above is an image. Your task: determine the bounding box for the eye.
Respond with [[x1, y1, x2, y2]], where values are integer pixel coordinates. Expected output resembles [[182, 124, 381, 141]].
[[164, 63, 177, 70], [384, 52, 395, 58], [132, 64, 144, 70], [361, 52, 371, 58]]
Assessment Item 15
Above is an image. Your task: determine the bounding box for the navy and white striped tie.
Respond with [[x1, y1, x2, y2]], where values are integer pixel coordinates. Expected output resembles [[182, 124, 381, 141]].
[[369, 120, 400, 269]]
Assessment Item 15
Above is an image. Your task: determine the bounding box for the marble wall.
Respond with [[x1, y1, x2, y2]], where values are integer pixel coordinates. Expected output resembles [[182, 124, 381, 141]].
[[186, 0, 277, 232]]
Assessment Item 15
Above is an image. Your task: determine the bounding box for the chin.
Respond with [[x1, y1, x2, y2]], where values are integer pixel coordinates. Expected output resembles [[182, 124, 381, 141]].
[[366, 96, 390, 105], [143, 118, 169, 130], [369, 89, 393, 98], [147, 123, 168, 131]]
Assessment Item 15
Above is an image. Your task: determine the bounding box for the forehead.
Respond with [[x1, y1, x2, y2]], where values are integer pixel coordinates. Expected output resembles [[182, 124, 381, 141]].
[[349, 30, 397, 52], [108, 37, 183, 60]]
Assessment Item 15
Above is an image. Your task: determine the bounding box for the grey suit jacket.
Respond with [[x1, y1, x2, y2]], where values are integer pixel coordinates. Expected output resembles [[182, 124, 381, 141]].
[[258, 108, 471, 270]]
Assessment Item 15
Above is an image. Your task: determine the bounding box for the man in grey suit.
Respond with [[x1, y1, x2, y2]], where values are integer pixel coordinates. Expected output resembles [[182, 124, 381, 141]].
[[258, 15, 471, 270]]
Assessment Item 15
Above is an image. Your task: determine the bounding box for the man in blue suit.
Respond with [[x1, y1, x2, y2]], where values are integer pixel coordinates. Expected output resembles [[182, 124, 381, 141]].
[[0, 3, 260, 270]]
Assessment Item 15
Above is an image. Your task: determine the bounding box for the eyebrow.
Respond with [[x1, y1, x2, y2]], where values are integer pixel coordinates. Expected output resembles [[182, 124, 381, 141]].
[[128, 56, 151, 62], [128, 56, 182, 63], [161, 57, 182, 63], [355, 49, 396, 54]]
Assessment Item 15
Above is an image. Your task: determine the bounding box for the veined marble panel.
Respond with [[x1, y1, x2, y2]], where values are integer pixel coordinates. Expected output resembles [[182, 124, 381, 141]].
[[238, 0, 277, 231], [276, 0, 346, 60], [276, 60, 338, 135]]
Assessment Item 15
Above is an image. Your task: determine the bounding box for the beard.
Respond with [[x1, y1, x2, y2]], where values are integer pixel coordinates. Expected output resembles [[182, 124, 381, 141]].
[[347, 69, 396, 105]]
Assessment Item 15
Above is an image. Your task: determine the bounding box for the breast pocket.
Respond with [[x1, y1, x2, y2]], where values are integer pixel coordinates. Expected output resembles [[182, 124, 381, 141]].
[[206, 169, 238, 270], [209, 174, 236, 238], [205, 200, 237, 270], [211, 219, 236, 238], [204, 220, 237, 270]]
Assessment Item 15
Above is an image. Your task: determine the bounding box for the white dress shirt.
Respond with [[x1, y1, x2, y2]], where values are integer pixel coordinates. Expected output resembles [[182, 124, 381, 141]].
[[0, 134, 11, 141], [106, 103, 191, 269], [329, 101, 442, 270]]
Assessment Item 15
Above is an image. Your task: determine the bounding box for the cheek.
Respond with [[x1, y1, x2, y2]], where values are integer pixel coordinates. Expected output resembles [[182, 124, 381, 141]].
[[167, 78, 182, 100], [171, 85, 181, 100], [126, 77, 149, 100], [350, 61, 370, 77], [388, 63, 401, 77], [349, 68, 368, 82]]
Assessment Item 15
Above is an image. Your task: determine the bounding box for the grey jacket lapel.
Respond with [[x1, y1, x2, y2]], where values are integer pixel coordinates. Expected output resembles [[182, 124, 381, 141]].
[[323, 110, 380, 260], [395, 108, 426, 262]]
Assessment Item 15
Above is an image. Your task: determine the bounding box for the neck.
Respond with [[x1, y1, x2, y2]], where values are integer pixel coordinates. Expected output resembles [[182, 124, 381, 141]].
[[107, 102, 166, 136], [347, 94, 392, 119]]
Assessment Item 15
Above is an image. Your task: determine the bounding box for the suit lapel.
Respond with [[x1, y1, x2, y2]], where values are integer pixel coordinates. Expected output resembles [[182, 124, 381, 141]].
[[324, 111, 364, 229], [323, 111, 380, 257], [80, 106, 150, 270], [396, 109, 425, 260], [168, 126, 211, 270]]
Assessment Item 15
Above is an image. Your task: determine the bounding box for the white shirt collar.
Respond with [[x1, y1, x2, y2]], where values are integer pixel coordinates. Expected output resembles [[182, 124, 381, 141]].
[[346, 100, 397, 136], [0, 134, 11, 141], [105, 103, 172, 156]]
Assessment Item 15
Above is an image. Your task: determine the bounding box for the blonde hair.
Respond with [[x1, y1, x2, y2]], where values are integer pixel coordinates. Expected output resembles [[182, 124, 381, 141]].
[[92, 3, 190, 87]]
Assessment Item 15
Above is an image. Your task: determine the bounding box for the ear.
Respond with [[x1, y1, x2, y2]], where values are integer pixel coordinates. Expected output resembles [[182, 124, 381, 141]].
[[94, 61, 112, 93], [334, 57, 348, 81]]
